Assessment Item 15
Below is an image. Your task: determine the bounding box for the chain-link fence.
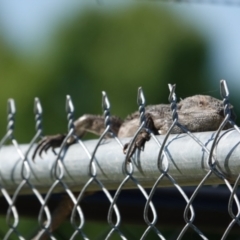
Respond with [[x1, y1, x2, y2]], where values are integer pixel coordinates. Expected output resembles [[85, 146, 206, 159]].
[[0, 80, 240, 239]]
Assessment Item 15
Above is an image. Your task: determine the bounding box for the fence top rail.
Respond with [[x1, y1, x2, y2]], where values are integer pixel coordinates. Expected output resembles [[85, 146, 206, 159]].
[[0, 129, 239, 195]]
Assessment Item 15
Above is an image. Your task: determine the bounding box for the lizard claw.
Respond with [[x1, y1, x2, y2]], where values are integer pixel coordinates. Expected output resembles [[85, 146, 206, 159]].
[[32, 134, 66, 161], [123, 130, 151, 161]]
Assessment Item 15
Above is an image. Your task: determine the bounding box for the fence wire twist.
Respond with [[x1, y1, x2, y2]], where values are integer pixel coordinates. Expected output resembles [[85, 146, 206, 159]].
[[0, 80, 240, 239]]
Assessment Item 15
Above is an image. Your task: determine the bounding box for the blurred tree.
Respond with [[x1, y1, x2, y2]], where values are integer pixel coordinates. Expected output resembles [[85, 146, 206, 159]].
[[0, 4, 209, 142]]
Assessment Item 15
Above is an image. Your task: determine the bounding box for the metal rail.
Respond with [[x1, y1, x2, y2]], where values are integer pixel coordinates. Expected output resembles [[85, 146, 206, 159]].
[[0, 129, 240, 195]]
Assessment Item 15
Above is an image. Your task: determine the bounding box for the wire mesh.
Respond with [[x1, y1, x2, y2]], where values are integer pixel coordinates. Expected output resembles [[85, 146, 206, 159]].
[[0, 80, 240, 239]]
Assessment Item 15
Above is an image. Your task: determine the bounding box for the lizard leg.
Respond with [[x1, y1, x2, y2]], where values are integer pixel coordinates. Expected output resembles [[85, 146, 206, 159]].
[[123, 113, 158, 160], [32, 114, 123, 160]]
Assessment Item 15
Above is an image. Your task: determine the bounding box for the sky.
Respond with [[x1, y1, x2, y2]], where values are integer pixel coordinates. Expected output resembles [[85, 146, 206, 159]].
[[0, 0, 239, 88]]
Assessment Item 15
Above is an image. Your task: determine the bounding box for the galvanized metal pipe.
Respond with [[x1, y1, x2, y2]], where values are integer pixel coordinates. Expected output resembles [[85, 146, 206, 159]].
[[0, 129, 239, 194]]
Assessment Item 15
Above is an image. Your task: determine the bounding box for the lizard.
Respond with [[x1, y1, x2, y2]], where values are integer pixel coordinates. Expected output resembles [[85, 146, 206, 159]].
[[32, 94, 235, 239], [33, 94, 234, 160]]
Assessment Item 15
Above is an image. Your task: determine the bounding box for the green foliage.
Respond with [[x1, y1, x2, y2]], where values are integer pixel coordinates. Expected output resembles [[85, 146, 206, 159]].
[[0, 5, 208, 142]]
